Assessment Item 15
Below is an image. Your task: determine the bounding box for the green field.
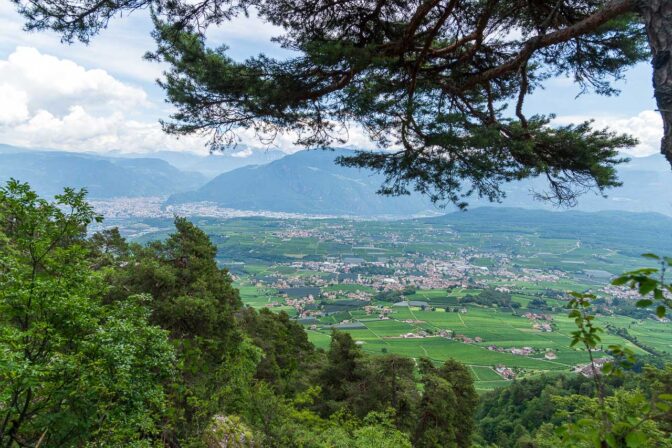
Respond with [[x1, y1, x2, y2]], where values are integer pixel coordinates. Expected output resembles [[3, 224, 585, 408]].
[[121, 214, 672, 390], [233, 278, 672, 390]]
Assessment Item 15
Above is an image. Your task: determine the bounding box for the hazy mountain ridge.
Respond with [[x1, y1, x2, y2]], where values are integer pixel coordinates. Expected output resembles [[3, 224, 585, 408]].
[[2, 143, 671, 216], [0, 145, 208, 198], [485, 158, 672, 216], [167, 149, 438, 216], [168, 149, 672, 217], [111, 147, 287, 178]]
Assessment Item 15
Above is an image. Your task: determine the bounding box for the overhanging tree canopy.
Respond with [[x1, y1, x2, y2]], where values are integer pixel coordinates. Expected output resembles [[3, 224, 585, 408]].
[[12, 0, 672, 207]]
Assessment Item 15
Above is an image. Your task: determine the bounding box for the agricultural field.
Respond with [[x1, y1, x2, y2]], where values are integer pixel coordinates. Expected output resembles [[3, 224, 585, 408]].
[[236, 281, 668, 390], [118, 210, 672, 391]]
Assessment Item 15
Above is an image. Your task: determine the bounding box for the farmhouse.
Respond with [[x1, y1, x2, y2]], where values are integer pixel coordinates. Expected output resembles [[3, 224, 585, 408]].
[[544, 351, 557, 360], [574, 358, 611, 378], [402, 332, 424, 339], [455, 334, 475, 343], [495, 365, 516, 380], [510, 347, 534, 356], [438, 329, 453, 338], [533, 322, 553, 332]]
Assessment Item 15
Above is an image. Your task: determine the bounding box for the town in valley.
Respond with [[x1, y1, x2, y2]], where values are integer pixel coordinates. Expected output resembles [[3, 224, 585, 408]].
[[105, 208, 672, 392]]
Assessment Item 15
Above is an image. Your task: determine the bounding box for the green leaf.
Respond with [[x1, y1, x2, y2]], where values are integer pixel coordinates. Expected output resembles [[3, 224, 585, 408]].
[[625, 430, 646, 447], [638, 279, 657, 295], [641, 253, 660, 260], [655, 401, 670, 412], [611, 276, 629, 286], [635, 299, 652, 308], [656, 305, 666, 318]]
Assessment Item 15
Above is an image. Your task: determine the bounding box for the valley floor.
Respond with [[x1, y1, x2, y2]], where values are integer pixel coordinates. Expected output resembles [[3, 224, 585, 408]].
[[111, 211, 672, 391]]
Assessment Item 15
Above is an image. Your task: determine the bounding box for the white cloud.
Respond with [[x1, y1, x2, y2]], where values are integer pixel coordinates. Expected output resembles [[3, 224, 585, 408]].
[[337, 123, 380, 151], [3, 44, 656, 159], [0, 46, 212, 153], [0, 83, 29, 123], [1, 2, 287, 82], [0, 44, 380, 155], [0, 3, 162, 84], [0, 47, 147, 114], [553, 110, 663, 157], [231, 147, 253, 158], [5, 105, 208, 153]]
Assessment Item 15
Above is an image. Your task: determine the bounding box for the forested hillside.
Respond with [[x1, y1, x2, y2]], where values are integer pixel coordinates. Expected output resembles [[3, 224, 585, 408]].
[[428, 207, 672, 255], [0, 182, 467, 447]]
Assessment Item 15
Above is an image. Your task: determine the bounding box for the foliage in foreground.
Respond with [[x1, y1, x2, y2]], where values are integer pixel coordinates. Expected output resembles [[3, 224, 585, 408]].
[[0, 180, 174, 446], [1, 181, 672, 447], [0, 181, 475, 447]]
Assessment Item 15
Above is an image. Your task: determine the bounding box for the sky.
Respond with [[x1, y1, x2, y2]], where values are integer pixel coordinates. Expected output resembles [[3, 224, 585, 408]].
[[0, 2, 663, 158]]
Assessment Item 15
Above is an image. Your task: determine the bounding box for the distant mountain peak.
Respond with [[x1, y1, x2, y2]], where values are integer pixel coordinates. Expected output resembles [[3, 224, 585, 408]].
[[167, 149, 436, 217], [0, 144, 207, 198], [1, 144, 670, 217]]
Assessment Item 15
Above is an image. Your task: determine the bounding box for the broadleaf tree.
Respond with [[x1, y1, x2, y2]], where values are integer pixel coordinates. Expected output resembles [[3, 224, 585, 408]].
[[10, 0, 672, 207], [98, 217, 250, 445], [0, 180, 175, 447]]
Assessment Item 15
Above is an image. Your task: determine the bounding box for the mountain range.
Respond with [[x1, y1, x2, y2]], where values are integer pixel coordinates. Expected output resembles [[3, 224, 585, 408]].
[[477, 154, 672, 216], [111, 147, 286, 179], [168, 148, 672, 217], [167, 149, 437, 216], [0, 144, 207, 198], [1, 143, 671, 217]]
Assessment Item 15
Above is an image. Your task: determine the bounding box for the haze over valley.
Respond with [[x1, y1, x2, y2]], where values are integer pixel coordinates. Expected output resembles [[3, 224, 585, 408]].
[[3, 144, 671, 218]]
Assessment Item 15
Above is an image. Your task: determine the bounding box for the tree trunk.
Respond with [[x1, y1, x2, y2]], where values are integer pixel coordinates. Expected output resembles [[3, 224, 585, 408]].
[[640, 0, 672, 165]]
